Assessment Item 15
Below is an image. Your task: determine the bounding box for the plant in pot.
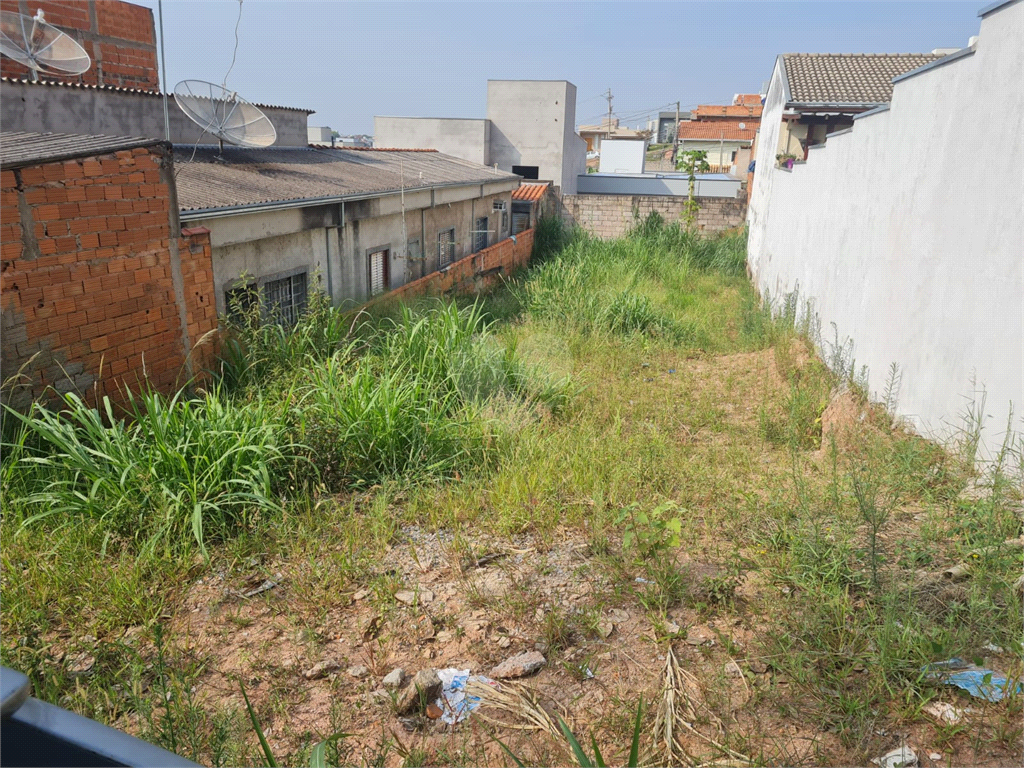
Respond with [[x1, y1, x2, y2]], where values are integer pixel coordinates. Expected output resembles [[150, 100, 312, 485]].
[[776, 152, 798, 169]]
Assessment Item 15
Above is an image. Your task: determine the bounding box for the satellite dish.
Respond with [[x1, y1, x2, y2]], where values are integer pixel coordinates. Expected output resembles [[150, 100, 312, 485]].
[[0, 9, 91, 77], [173, 79, 277, 151], [738, 122, 747, 130]]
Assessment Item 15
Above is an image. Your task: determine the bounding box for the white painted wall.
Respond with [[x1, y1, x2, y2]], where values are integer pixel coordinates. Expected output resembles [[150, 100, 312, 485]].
[[577, 174, 743, 198], [598, 140, 647, 174], [747, 0, 1023, 458]]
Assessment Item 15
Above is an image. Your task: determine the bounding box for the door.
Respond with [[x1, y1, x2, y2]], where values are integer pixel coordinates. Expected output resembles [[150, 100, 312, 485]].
[[438, 228, 455, 268]]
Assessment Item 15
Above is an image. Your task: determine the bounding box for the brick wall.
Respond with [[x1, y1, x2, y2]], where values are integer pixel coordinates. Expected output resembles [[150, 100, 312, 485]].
[[362, 228, 535, 310], [559, 194, 746, 240], [0, 143, 216, 411], [0, 0, 159, 91]]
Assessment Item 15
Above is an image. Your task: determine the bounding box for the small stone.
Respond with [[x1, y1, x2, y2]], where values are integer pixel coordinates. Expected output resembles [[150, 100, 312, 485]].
[[534, 640, 549, 654], [607, 608, 629, 624], [382, 668, 406, 690], [396, 669, 442, 714], [929, 754, 942, 762], [435, 629, 455, 643], [490, 651, 546, 679], [596, 621, 614, 639], [749, 659, 768, 674], [353, 589, 370, 601], [303, 660, 340, 680], [662, 620, 681, 635], [347, 664, 370, 679], [497, 636, 512, 649], [724, 660, 743, 678], [395, 589, 433, 605], [464, 620, 489, 641], [534, 608, 545, 622]]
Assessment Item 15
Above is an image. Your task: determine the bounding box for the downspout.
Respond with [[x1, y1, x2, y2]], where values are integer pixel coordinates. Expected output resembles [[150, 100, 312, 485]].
[[158, 0, 170, 141], [324, 227, 334, 303]]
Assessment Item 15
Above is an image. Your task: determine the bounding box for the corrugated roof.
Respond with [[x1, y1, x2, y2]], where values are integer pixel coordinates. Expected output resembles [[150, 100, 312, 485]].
[[677, 122, 756, 142], [173, 145, 519, 213], [0, 131, 163, 169], [511, 182, 548, 202], [781, 53, 945, 105], [0, 76, 316, 114]]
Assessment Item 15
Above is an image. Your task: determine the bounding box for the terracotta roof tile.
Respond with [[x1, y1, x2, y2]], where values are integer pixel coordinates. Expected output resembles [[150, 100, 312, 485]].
[[734, 94, 763, 106], [677, 122, 757, 142], [692, 104, 763, 119], [512, 183, 549, 202], [781, 53, 946, 104]]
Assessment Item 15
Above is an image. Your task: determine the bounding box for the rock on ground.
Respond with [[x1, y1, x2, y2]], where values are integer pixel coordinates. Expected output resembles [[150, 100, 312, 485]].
[[489, 651, 546, 679], [396, 669, 442, 714], [382, 668, 406, 690]]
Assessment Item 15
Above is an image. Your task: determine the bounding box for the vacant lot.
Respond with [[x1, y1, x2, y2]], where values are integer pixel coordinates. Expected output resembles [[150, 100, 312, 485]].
[[2, 218, 1020, 767]]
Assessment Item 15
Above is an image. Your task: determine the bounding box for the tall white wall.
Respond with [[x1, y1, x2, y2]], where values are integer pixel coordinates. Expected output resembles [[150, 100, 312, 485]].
[[747, 0, 1023, 458], [373, 117, 490, 165]]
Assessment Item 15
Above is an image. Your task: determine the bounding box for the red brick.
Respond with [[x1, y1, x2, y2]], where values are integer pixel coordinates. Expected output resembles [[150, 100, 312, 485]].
[[90, 335, 109, 352]]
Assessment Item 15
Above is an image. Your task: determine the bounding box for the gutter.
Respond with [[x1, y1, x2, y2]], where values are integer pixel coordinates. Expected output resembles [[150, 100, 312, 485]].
[[179, 177, 520, 222]]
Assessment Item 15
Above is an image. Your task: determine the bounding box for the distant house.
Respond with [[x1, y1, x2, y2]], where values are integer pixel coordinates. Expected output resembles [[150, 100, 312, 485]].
[[374, 80, 587, 195], [173, 146, 521, 313], [677, 94, 762, 175], [578, 118, 646, 154], [651, 111, 690, 145], [760, 53, 947, 161]]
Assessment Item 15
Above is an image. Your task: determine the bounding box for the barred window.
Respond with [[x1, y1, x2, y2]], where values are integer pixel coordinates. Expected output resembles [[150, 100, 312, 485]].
[[438, 228, 455, 268]]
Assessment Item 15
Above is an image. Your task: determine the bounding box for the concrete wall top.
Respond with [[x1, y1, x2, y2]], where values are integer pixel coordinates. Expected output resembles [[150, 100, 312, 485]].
[[373, 117, 490, 166], [0, 80, 310, 147]]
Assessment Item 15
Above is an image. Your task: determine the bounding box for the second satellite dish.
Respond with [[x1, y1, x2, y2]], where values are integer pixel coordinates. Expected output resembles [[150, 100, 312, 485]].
[[174, 79, 277, 150], [0, 9, 91, 76]]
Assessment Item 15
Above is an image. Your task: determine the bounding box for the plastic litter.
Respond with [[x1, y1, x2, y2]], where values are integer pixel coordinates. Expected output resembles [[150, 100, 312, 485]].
[[668, 369, 676, 374], [871, 745, 917, 768], [635, 577, 653, 584], [921, 658, 1023, 702], [434, 668, 499, 725]]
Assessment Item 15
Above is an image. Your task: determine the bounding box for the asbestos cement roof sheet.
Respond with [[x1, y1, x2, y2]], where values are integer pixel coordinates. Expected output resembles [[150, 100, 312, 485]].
[[0, 131, 163, 169], [781, 53, 945, 105], [173, 145, 520, 213]]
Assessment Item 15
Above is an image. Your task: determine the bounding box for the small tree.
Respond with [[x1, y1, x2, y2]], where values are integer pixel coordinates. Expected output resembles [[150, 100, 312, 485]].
[[676, 149, 710, 230]]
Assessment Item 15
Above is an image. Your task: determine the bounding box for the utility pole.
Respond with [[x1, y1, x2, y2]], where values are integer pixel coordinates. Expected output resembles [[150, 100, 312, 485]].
[[604, 88, 613, 149], [673, 100, 680, 163]]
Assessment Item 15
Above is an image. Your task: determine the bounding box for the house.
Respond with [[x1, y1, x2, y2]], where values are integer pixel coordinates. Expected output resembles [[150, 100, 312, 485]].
[[650, 111, 690, 145], [172, 145, 521, 314], [676, 94, 763, 174], [374, 80, 587, 195], [759, 53, 947, 161], [577, 118, 646, 154], [0, 131, 217, 411]]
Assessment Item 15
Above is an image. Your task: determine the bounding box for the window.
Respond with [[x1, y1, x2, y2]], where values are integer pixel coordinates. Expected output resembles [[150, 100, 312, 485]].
[[368, 248, 389, 296], [473, 216, 489, 253], [492, 200, 508, 235], [226, 270, 308, 327], [512, 165, 539, 180], [438, 228, 455, 268], [512, 201, 532, 235], [264, 272, 308, 326]]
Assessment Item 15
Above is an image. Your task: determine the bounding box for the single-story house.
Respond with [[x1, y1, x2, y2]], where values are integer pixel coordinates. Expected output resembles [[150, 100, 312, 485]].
[[511, 183, 550, 234], [173, 145, 522, 315]]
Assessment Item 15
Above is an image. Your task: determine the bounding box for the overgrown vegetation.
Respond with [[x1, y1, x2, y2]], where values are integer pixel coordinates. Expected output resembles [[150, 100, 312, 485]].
[[2, 215, 1020, 767]]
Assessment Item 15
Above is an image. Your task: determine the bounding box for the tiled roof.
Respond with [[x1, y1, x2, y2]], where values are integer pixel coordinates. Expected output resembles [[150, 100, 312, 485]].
[[512, 182, 549, 202], [0, 76, 316, 114], [734, 94, 763, 106], [677, 122, 756, 142], [692, 104, 763, 119], [174, 145, 519, 213], [781, 53, 945, 105], [0, 131, 162, 168]]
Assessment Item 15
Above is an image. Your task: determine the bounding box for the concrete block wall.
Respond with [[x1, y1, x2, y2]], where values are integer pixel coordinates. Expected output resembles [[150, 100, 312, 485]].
[[0, 144, 216, 412], [0, 0, 159, 91], [560, 194, 746, 239], [362, 228, 534, 309]]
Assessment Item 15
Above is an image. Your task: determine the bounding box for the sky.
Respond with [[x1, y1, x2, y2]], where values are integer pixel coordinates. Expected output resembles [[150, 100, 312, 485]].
[[134, 1, 983, 136]]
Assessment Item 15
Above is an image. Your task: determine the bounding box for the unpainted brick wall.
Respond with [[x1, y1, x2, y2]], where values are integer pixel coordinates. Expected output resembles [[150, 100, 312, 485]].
[[0, 0, 159, 91], [362, 228, 535, 310], [0, 144, 217, 412], [559, 194, 747, 239]]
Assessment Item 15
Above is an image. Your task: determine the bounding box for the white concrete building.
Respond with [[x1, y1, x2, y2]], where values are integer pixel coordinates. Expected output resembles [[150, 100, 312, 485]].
[[747, 0, 1022, 458], [598, 138, 648, 174], [374, 80, 587, 195]]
